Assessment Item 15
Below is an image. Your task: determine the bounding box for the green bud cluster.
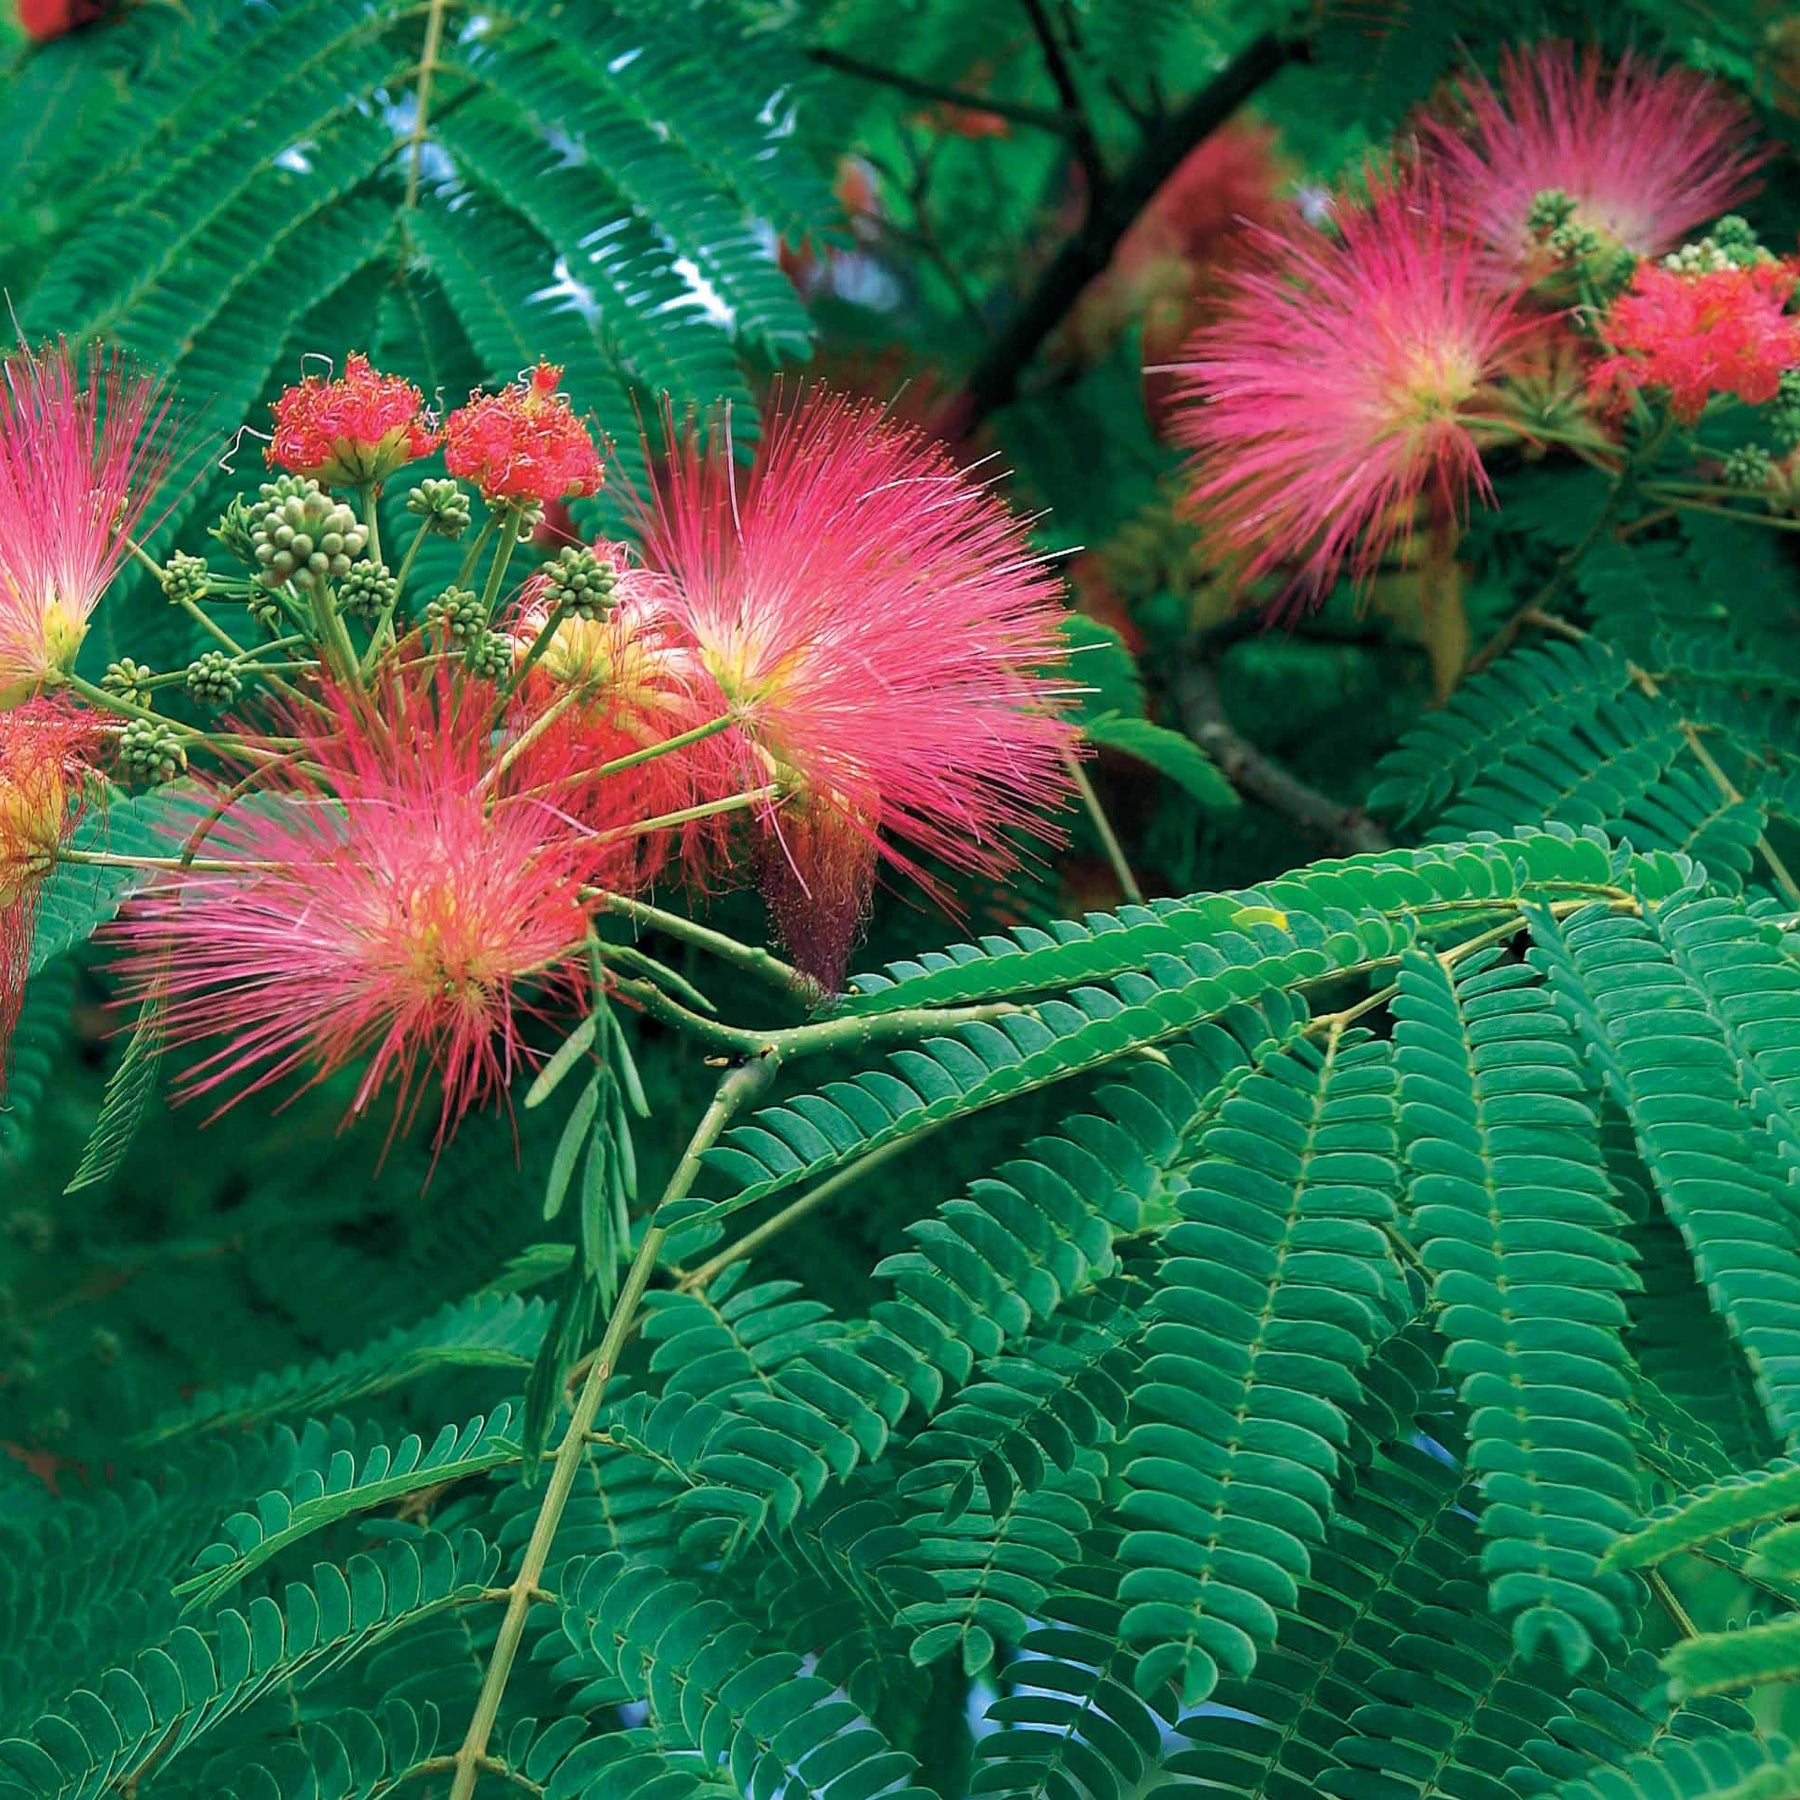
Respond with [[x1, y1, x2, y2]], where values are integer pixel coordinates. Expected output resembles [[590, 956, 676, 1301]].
[[1525, 189, 1577, 237], [338, 558, 398, 621], [101, 658, 155, 707], [466, 630, 514, 680], [542, 544, 618, 620], [118, 718, 188, 786], [160, 550, 211, 607], [406, 477, 472, 540], [1664, 220, 1773, 275], [1723, 446, 1775, 491], [424, 587, 486, 642], [248, 476, 368, 589], [211, 495, 260, 569], [185, 650, 243, 706]]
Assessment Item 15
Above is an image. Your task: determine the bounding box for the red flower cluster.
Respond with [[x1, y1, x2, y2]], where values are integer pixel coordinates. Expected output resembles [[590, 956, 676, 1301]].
[[443, 362, 605, 506], [267, 353, 439, 487], [1591, 261, 1800, 421]]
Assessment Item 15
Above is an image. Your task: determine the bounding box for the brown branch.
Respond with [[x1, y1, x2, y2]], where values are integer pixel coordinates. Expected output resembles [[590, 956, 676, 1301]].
[[1173, 656, 1393, 856], [962, 29, 1302, 423], [807, 47, 1075, 136]]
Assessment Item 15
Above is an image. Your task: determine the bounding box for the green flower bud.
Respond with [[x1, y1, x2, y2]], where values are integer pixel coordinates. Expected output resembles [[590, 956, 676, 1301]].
[[406, 477, 473, 539], [424, 586, 486, 643], [466, 629, 514, 680], [185, 650, 242, 707], [101, 658, 156, 708], [247, 475, 368, 589], [337, 558, 398, 621], [1724, 446, 1775, 491], [542, 544, 617, 621], [118, 718, 188, 786]]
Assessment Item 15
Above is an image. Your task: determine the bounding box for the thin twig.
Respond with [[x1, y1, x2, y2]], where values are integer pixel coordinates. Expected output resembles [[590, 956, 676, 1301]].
[[1067, 751, 1143, 903], [445, 1057, 779, 1799], [1020, 0, 1104, 189], [807, 46, 1073, 136]]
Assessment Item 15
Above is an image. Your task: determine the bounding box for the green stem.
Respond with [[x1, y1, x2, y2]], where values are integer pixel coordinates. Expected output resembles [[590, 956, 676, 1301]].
[[485, 688, 581, 788], [500, 591, 575, 700], [591, 784, 778, 843], [444, 1055, 781, 1800], [590, 714, 736, 780], [363, 518, 436, 672], [479, 507, 524, 621], [676, 1133, 915, 1291], [359, 483, 383, 569], [1067, 752, 1142, 904], [308, 580, 362, 688], [587, 889, 814, 999], [57, 847, 279, 874], [607, 975, 1026, 1061]]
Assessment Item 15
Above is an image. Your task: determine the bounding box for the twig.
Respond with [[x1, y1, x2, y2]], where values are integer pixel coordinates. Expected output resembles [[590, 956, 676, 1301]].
[[1020, 0, 1104, 189], [808, 46, 1073, 136], [589, 890, 817, 1001], [1171, 657, 1392, 856], [962, 30, 1300, 421]]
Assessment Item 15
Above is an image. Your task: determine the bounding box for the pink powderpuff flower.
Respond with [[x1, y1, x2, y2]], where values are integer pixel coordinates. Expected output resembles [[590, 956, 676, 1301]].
[[631, 389, 1079, 986], [0, 698, 101, 1070], [112, 671, 598, 1142], [267, 352, 440, 488], [507, 542, 734, 892], [0, 341, 174, 708], [1590, 258, 1800, 421], [1167, 176, 1530, 611], [443, 362, 605, 506], [1421, 42, 1765, 276]]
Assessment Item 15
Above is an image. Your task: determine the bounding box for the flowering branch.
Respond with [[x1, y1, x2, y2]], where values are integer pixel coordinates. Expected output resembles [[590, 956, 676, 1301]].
[[588, 890, 816, 1001]]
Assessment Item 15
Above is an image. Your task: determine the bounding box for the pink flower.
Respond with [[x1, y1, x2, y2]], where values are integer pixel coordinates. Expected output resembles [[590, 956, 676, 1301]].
[[1168, 177, 1528, 609], [631, 390, 1078, 985], [1421, 42, 1764, 276], [1591, 259, 1800, 421], [113, 671, 597, 1140], [0, 341, 174, 707], [268, 352, 439, 487], [507, 543, 732, 891], [443, 362, 605, 506], [0, 698, 101, 1067]]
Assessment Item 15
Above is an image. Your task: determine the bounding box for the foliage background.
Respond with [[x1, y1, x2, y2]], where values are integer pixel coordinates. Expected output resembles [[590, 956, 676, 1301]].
[[13, 1, 1800, 1797]]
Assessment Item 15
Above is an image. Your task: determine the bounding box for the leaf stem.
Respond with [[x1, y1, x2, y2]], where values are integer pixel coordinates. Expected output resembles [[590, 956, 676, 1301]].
[[404, 0, 450, 209]]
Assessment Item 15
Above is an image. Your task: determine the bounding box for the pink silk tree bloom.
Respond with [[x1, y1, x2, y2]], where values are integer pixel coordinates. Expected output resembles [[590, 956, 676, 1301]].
[[1167, 178, 1530, 611], [633, 390, 1078, 986], [1420, 42, 1765, 277], [113, 672, 597, 1141], [0, 342, 175, 708]]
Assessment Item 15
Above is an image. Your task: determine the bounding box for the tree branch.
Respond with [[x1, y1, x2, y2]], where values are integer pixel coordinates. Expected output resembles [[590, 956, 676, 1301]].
[[808, 47, 1074, 137], [1172, 655, 1393, 856], [962, 29, 1302, 422]]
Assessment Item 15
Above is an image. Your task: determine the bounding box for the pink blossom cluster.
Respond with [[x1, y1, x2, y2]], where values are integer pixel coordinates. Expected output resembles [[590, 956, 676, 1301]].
[[1167, 42, 1782, 609], [0, 347, 1077, 1142]]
